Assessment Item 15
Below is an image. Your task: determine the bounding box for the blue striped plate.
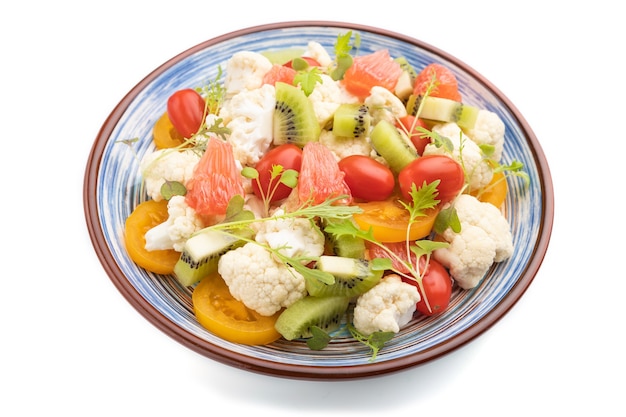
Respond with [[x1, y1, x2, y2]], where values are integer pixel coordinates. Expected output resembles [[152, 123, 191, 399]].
[[84, 21, 554, 380]]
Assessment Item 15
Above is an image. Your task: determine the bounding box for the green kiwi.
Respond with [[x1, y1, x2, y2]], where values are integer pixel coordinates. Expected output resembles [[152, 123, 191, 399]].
[[306, 256, 382, 298], [369, 119, 418, 174], [394, 57, 417, 100], [274, 295, 351, 340], [332, 103, 371, 138], [173, 230, 241, 287], [261, 47, 306, 65], [407, 95, 480, 129], [273, 82, 321, 146]]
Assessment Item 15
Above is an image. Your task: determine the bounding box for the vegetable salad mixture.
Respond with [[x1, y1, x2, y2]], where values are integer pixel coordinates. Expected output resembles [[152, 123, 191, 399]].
[[123, 31, 528, 360]]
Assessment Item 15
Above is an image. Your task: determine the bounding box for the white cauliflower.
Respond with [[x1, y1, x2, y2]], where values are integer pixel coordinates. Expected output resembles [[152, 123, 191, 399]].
[[219, 83, 275, 166], [308, 74, 359, 128], [464, 110, 506, 161], [423, 122, 493, 191], [364, 86, 407, 125], [353, 275, 420, 336], [218, 242, 307, 316], [318, 129, 375, 161], [302, 41, 332, 67], [143, 195, 205, 252], [253, 210, 325, 260], [140, 148, 201, 202], [224, 51, 273, 97], [434, 194, 513, 289]]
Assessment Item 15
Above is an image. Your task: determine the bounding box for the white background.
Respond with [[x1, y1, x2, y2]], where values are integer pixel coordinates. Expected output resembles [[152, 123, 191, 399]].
[[2, 1, 624, 415]]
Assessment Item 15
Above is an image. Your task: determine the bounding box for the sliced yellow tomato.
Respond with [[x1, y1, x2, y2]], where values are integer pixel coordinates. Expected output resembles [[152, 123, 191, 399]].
[[352, 197, 438, 243], [153, 112, 185, 149], [124, 200, 180, 275], [192, 272, 282, 345], [474, 171, 508, 208]]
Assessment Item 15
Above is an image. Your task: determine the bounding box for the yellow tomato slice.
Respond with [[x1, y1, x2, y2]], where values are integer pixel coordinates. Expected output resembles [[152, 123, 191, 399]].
[[192, 273, 282, 345], [124, 200, 181, 275], [352, 198, 438, 243], [153, 112, 185, 149], [474, 171, 508, 208]]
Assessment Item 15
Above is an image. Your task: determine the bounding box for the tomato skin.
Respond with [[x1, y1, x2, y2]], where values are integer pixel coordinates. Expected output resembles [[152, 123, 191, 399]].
[[367, 242, 452, 315], [192, 272, 282, 345], [251, 144, 303, 202], [398, 155, 465, 205], [338, 155, 395, 201], [410, 258, 452, 316], [353, 197, 438, 242], [397, 115, 430, 156], [166, 89, 205, 138]]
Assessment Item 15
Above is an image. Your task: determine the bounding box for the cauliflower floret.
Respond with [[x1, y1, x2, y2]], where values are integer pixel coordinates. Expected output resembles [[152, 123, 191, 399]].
[[140, 149, 201, 202], [144, 195, 205, 252], [318, 129, 375, 161], [433, 194, 514, 289], [219, 83, 275, 166], [464, 110, 505, 161], [302, 41, 332, 67], [308, 74, 359, 128], [364, 86, 407, 125], [353, 275, 420, 336], [423, 122, 493, 190], [224, 51, 273, 97], [253, 210, 325, 259], [218, 243, 307, 316]]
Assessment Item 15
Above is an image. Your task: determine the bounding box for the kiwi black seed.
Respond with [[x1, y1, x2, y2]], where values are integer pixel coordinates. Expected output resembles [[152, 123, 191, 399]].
[[273, 82, 321, 146], [274, 295, 351, 341]]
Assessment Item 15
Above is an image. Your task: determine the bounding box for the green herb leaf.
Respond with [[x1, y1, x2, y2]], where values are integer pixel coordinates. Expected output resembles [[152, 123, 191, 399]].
[[241, 166, 258, 180], [160, 180, 187, 200], [433, 205, 461, 234], [294, 67, 322, 96], [347, 324, 393, 362], [306, 326, 332, 350], [279, 168, 298, 188]]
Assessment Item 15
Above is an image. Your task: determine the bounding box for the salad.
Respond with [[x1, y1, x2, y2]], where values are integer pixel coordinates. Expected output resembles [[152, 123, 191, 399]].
[[122, 31, 528, 360]]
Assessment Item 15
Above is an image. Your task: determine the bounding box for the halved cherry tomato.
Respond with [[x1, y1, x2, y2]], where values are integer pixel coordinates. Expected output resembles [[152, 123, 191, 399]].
[[167, 88, 205, 138], [192, 272, 282, 345], [352, 197, 438, 242], [397, 115, 430, 155], [338, 155, 395, 201], [251, 143, 303, 203], [124, 200, 181, 275], [474, 171, 507, 208], [153, 112, 185, 149], [398, 155, 465, 205]]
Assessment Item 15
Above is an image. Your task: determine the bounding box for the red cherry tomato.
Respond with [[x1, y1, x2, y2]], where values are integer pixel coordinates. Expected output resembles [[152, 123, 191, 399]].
[[412, 258, 452, 316], [397, 115, 430, 155], [366, 242, 452, 315], [252, 144, 303, 202], [338, 155, 395, 201], [166, 89, 205, 138], [398, 155, 464, 205]]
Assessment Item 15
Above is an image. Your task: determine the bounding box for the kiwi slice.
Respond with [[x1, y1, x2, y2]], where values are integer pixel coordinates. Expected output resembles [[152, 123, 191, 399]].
[[274, 295, 351, 340], [369, 119, 418, 174], [261, 47, 306, 65], [394, 57, 417, 100], [407, 95, 479, 129], [306, 256, 383, 298], [273, 82, 321, 146], [332, 103, 371, 138], [173, 230, 241, 287]]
